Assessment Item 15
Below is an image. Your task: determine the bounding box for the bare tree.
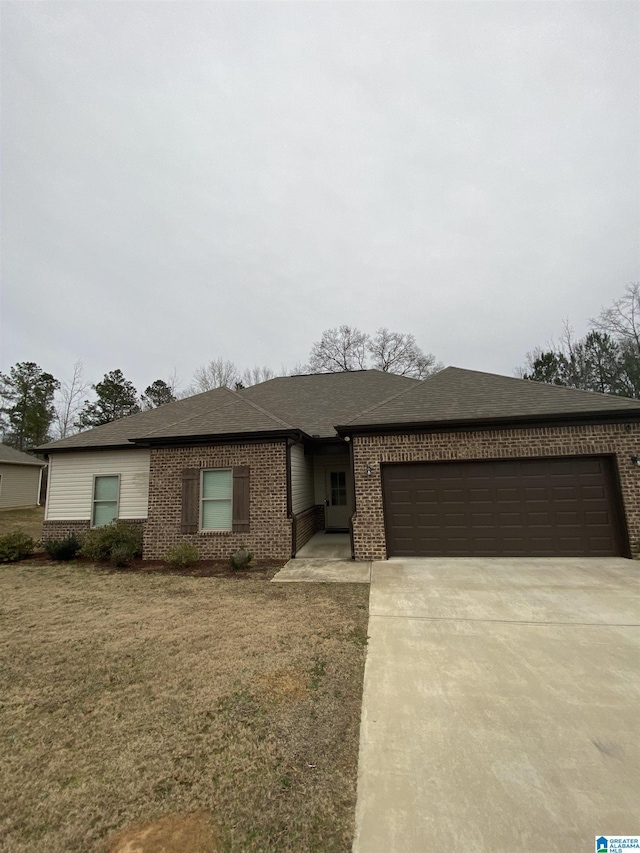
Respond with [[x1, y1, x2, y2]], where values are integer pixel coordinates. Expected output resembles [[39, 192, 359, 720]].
[[368, 328, 442, 378], [240, 365, 276, 387], [307, 326, 368, 372], [593, 282, 640, 356], [54, 361, 89, 439], [190, 359, 239, 392], [166, 367, 181, 396]]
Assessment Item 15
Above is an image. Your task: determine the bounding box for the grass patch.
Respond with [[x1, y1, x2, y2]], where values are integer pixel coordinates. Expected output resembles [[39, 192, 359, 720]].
[[0, 563, 369, 852], [0, 505, 44, 541]]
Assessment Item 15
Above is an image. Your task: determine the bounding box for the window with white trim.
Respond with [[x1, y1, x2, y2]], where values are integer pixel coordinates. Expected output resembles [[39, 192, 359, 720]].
[[201, 469, 233, 530], [92, 475, 119, 527]]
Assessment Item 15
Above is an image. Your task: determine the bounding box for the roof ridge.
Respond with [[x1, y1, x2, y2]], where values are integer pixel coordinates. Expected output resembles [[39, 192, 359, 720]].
[[133, 388, 294, 441], [340, 368, 447, 425], [227, 389, 295, 429], [131, 387, 240, 439]]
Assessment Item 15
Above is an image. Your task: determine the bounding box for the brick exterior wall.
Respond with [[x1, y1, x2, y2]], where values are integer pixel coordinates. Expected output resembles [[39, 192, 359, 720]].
[[143, 441, 292, 561], [294, 505, 323, 552], [351, 422, 639, 561], [41, 519, 146, 543]]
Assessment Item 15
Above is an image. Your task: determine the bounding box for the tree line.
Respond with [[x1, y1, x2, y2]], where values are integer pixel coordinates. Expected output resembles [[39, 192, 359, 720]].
[[3, 289, 637, 454], [517, 283, 640, 398], [0, 327, 439, 451]]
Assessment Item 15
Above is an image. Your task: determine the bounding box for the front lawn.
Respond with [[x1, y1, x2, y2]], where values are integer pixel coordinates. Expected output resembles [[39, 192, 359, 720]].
[[0, 563, 369, 852]]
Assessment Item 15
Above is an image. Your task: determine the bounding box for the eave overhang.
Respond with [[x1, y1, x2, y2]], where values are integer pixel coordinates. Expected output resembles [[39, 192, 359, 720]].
[[335, 408, 640, 437], [130, 428, 308, 448]]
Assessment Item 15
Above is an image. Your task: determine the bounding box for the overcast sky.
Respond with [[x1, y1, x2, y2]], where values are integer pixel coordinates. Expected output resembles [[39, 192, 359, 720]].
[[1, 1, 638, 394]]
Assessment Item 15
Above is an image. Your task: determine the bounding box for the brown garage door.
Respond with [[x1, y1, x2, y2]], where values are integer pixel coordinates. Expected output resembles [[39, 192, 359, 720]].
[[382, 457, 624, 558]]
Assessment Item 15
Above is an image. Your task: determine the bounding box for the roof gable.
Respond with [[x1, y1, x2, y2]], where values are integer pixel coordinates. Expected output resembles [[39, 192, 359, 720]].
[[37, 386, 291, 451]]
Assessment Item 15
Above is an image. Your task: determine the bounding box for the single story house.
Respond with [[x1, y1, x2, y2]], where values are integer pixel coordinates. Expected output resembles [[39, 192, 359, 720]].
[[0, 444, 46, 509], [37, 367, 640, 560]]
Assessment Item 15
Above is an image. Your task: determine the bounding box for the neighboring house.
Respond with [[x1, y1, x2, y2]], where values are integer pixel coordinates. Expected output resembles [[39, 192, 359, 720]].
[[0, 444, 46, 509], [36, 368, 640, 561]]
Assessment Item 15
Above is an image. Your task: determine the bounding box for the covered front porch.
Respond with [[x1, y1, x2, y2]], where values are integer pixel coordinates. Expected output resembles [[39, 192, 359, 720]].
[[289, 439, 356, 556]]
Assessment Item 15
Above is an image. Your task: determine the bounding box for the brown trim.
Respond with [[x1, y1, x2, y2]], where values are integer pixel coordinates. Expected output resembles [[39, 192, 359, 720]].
[[337, 410, 640, 437], [348, 438, 356, 560], [231, 466, 250, 533], [180, 468, 199, 534], [132, 429, 304, 448], [286, 439, 295, 557]]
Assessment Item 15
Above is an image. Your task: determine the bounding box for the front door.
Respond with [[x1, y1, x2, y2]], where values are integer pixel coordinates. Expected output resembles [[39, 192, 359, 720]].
[[325, 467, 351, 530]]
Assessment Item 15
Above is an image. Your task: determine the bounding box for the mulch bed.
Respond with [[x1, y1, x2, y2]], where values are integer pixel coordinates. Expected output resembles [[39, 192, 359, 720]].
[[19, 554, 286, 579]]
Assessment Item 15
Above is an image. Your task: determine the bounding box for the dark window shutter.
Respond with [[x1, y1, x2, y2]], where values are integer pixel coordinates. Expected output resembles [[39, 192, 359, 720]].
[[181, 468, 200, 534], [232, 466, 250, 533]]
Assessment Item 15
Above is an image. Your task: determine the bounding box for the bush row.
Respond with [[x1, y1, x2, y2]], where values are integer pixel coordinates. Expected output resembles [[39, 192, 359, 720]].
[[0, 523, 254, 571]]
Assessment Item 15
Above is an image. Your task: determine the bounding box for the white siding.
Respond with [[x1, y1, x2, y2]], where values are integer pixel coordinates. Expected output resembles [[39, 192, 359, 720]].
[[0, 464, 42, 508], [290, 444, 314, 514], [46, 450, 150, 521]]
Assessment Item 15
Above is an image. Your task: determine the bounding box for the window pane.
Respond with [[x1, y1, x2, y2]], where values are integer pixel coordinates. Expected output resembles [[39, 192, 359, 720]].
[[331, 472, 346, 489], [93, 501, 117, 527], [94, 475, 119, 501], [202, 469, 232, 500], [330, 471, 347, 506], [202, 500, 232, 530]]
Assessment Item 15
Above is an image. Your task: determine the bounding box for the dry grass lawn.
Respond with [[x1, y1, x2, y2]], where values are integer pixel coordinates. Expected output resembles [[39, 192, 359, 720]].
[[0, 506, 44, 541], [0, 562, 369, 852]]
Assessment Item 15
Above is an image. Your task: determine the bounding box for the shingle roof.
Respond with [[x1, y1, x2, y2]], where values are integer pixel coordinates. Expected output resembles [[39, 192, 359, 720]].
[[340, 366, 640, 429], [36, 386, 294, 451], [240, 370, 419, 438], [36, 370, 419, 450], [0, 444, 46, 466], [36, 367, 640, 452]]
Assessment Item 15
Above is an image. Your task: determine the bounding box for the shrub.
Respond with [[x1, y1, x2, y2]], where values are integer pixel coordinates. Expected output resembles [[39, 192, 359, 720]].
[[0, 530, 35, 563], [43, 534, 82, 561], [81, 520, 143, 563], [109, 544, 136, 568], [229, 546, 253, 570], [166, 542, 199, 568]]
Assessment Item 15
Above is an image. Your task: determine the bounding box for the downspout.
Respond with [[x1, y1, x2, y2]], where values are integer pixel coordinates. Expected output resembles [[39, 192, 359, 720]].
[[37, 465, 44, 507], [285, 433, 304, 558], [41, 455, 51, 517]]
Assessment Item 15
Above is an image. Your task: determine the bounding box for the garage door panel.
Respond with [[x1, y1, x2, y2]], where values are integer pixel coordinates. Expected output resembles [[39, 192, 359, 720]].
[[417, 513, 439, 526], [469, 488, 492, 501], [582, 485, 606, 500], [585, 510, 611, 525], [496, 488, 519, 501], [383, 457, 623, 557]]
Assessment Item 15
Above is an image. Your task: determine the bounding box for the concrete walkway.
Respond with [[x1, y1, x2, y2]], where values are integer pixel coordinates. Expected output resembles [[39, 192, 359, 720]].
[[272, 531, 371, 583], [353, 557, 640, 852]]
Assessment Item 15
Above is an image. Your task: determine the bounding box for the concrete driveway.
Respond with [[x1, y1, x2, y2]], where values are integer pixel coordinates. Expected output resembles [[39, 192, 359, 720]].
[[353, 558, 640, 852]]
